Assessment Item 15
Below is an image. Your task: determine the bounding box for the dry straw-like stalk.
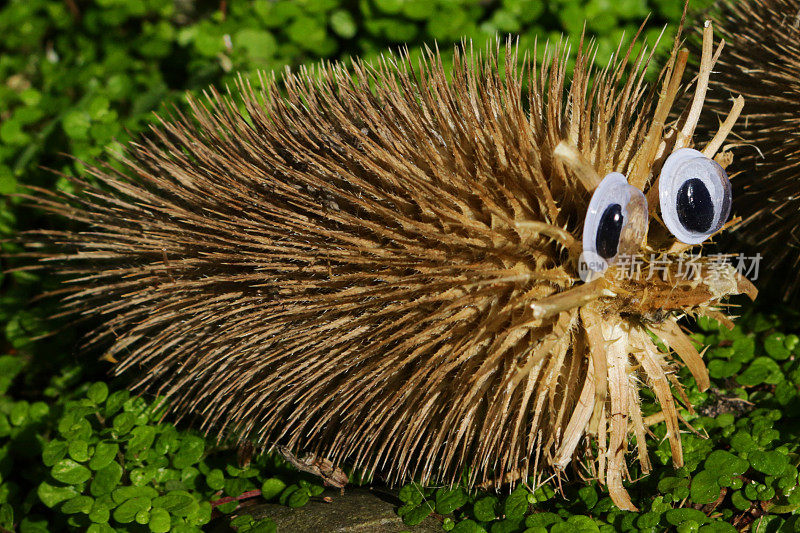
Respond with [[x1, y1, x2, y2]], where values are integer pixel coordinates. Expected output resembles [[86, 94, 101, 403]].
[[698, 0, 800, 299], [20, 21, 754, 510]]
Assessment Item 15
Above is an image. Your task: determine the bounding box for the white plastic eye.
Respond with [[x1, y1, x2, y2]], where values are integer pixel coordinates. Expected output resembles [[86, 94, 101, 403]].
[[658, 147, 732, 245], [581, 172, 649, 273]]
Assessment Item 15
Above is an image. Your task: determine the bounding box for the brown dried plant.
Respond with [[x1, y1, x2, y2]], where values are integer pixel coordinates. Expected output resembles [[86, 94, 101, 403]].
[[698, 0, 800, 299], [20, 21, 755, 510]]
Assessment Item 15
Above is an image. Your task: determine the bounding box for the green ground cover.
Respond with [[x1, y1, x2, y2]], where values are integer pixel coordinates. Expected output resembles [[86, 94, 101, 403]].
[[6, 1, 796, 532]]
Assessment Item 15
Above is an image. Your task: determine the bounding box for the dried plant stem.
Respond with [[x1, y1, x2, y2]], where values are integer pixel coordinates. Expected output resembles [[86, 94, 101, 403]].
[[554, 141, 602, 191], [530, 278, 614, 320], [702, 95, 744, 158], [676, 22, 722, 150]]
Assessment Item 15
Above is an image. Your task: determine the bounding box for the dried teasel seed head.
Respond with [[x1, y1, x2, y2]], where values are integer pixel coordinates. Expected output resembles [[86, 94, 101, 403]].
[[19, 25, 755, 510], [696, 0, 800, 299]]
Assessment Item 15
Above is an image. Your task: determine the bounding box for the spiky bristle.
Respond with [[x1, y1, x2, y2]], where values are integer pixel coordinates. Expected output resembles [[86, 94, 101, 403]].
[[699, 0, 800, 299]]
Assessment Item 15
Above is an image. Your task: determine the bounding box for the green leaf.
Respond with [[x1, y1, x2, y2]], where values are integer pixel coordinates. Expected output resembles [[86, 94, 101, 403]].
[[87, 523, 116, 533], [59, 413, 92, 440], [68, 439, 90, 462], [52, 459, 92, 484], [401, 501, 434, 526], [691, 470, 721, 505], [730, 432, 757, 453], [88, 497, 112, 524], [155, 427, 180, 454], [0, 414, 10, 438], [731, 490, 751, 511], [113, 496, 152, 524], [43, 440, 69, 467], [287, 489, 310, 508], [749, 450, 790, 476], [503, 485, 529, 521], [61, 495, 94, 514], [665, 508, 710, 526], [473, 495, 498, 522], [0, 504, 12, 530], [398, 483, 424, 506], [149, 507, 171, 533], [705, 450, 749, 478], [230, 515, 253, 527], [260, 477, 286, 500], [62, 111, 91, 140], [435, 486, 468, 515], [566, 515, 600, 532], [112, 412, 136, 436], [374, 0, 403, 14], [105, 390, 130, 417], [708, 359, 741, 380], [19, 516, 50, 533], [90, 461, 123, 497], [234, 29, 276, 60], [578, 486, 599, 510], [764, 333, 791, 360], [152, 490, 197, 517], [172, 436, 205, 469], [87, 382, 109, 404], [113, 486, 159, 505], [187, 501, 212, 526], [128, 425, 156, 456], [330, 10, 357, 38], [451, 520, 482, 533], [737, 357, 782, 386], [0, 166, 15, 196], [38, 481, 80, 508], [135, 508, 150, 525], [89, 442, 119, 470], [10, 401, 29, 425]]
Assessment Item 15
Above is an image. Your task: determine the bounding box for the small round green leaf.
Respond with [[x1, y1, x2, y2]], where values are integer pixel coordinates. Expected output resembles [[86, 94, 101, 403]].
[[128, 425, 157, 457], [87, 382, 109, 404], [330, 10, 356, 38], [61, 495, 94, 514], [401, 501, 434, 526], [473, 496, 498, 522], [504, 485, 529, 521], [90, 461, 123, 497], [398, 483, 424, 506], [43, 440, 69, 467], [435, 486, 467, 515], [172, 436, 205, 469], [201, 468, 222, 491], [691, 470, 722, 505], [149, 507, 171, 533], [52, 459, 92, 485], [705, 450, 749, 477], [152, 490, 197, 517], [665, 508, 710, 526], [112, 412, 136, 436], [37, 481, 80, 508], [287, 489, 310, 509], [261, 477, 286, 501], [68, 439, 90, 462], [749, 450, 790, 476], [89, 442, 119, 471], [113, 497, 152, 524]]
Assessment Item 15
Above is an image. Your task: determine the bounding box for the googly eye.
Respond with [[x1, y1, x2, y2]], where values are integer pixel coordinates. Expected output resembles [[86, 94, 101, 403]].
[[581, 172, 649, 273], [658, 147, 732, 245]]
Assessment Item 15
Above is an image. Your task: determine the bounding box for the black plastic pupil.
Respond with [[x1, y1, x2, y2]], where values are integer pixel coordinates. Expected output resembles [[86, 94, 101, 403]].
[[676, 178, 714, 233], [595, 204, 624, 259]]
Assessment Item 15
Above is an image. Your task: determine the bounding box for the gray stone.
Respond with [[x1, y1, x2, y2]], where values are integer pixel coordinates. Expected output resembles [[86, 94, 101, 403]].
[[245, 488, 442, 532]]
